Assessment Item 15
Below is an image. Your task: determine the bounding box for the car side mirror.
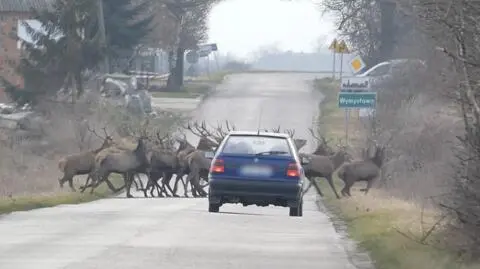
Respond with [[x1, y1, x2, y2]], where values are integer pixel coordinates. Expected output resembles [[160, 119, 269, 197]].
[[301, 156, 310, 165]]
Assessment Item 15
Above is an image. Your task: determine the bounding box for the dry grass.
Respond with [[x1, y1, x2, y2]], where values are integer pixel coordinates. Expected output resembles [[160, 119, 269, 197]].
[[314, 78, 480, 269]]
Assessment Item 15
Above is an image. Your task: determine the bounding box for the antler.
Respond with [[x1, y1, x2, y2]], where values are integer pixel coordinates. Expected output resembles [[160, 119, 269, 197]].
[[87, 124, 108, 140], [271, 125, 281, 133], [184, 121, 222, 142], [224, 120, 236, 131], [285, 128, 295, 138], [155, 131, 171, 147], [308, 127, 321, 141], [309, 127, 332, 146]]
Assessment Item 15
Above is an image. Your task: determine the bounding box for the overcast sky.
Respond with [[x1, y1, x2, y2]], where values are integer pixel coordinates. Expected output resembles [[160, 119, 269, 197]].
[[207, 0, 336, 59]]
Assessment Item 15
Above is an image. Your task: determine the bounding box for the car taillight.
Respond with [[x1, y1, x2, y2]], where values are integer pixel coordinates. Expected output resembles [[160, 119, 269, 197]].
[[286, 163, 300, 177], [210, 159, 224, 173]]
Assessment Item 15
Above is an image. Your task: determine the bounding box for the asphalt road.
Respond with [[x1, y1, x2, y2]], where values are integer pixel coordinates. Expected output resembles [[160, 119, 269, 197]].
[[0, 73, 369, 269]]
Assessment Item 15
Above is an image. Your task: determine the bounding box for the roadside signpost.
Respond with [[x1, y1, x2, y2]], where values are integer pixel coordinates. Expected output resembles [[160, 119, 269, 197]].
[[340, 76, 376, 144], [336, 40, 350, 78], [186, 50, 199, 64], [344, 58, 368, 119], [328, 39, 338, 79], [349, 55, 366, 75], [196, 43, 218, 76], [338, 92, 376, 108], [328, 39, 350, 79]]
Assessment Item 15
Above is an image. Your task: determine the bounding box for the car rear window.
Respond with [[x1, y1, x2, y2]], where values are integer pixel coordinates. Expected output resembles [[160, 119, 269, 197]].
[[220, 135, 292, 156]]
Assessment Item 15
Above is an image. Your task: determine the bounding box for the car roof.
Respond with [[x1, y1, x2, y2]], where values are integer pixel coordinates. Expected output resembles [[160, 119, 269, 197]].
[[357, 58, 426, 77], [227, 130, 291, 139]]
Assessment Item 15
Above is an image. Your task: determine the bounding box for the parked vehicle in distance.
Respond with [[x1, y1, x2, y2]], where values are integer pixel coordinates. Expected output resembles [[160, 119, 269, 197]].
[[356, 58, 427, 86], [207, 131, 307, 217]]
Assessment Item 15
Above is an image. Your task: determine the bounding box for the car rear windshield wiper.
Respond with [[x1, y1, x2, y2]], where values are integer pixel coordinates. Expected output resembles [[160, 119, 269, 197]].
[[255, 151, 289, 156]]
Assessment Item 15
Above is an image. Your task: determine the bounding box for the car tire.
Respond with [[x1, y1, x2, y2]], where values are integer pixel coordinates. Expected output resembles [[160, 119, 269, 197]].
[[209, 203, 220, 213], [289, 201, 303, 217]]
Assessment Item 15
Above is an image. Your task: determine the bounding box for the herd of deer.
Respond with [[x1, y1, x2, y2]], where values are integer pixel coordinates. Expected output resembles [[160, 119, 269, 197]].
[[57, 120, 388, 199]]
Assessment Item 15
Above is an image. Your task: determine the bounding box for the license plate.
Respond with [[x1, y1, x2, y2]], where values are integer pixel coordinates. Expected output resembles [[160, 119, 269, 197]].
[[239, 165, 273, 177]]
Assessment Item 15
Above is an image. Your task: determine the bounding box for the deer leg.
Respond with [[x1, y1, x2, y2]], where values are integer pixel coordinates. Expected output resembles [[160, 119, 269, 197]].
[[152, 175, 164, 198], [147, 172, 164, 198], [67, 176, 77, 192], [137, 174, 146, 191], [325, 175, 340, 199], [125, 173, 134, 198], [144, 179, 153, 197], [188, 171, 206, 197], [310, 177, 325, 197], [159, 172, 171, 197], [156, 180, 165, 198], [133, 178, 140, 191], [89, 173, 103, 194], [59, 173, 74, 191], [301, 178, 313, 196], [158, 177, 169, 197], [363, 179, 374, 195], [342, 177, 354, 197], [162, 172, 176, 197], [183, 174, 190, 198], [80, 174, 93, 193], [172, 171, 185, 196], [103, 176, 124, 193], [86, 169, 108, 194], [142, 173, 153, 198]]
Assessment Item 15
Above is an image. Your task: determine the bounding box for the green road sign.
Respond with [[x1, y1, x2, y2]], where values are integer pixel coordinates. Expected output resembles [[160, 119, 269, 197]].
[[338, 92, 377, 108]]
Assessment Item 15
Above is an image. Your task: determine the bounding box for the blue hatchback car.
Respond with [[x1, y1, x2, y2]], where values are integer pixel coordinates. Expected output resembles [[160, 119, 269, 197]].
[[207, 131, 307, 217]]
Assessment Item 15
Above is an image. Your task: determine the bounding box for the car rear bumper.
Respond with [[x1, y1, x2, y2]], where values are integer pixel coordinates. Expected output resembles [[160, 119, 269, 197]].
[[208, 177, 303, 207]]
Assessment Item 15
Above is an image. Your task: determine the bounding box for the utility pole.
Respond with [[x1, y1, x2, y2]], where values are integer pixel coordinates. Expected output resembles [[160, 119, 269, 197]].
[[96, 0, 109, 74]]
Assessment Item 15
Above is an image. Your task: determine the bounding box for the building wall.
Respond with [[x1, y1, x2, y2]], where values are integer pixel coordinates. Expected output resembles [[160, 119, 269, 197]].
[[0, 12, 30, 102]]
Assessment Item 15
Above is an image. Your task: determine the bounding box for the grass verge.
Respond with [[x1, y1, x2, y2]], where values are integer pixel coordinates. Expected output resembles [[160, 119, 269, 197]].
[[0, 176, 124, 215], [151, 91, 199, 98], [313, 77, 479, 269], [314, 77, 364, 147]]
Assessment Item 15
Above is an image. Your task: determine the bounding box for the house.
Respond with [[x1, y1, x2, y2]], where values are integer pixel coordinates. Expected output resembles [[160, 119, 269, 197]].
[[0, 0, 51, 102]]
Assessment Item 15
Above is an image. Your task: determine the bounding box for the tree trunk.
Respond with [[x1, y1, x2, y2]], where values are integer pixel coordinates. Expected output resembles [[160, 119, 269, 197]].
[[166, 47, 185, 92], [175, 47, 185, 87], [74, 71, 83, 99], [377, 0, 396, 63]]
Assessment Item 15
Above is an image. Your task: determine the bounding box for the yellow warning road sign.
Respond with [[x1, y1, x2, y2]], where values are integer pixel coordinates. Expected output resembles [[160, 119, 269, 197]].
[[328, 39, 338, 51], [336, 40, 350, 53], [349, 55, 366, 74], [328, 39, 350, 53]]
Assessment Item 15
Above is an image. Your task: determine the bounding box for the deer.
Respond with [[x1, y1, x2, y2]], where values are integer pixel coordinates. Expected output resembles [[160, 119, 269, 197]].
[[78, 137, 136, 194], [337, 142, 386, 197], [299, 128, 351, 199], [83, 136, 151, 198], [169, 121, 230, 197], [171, 134, 218, 197], [141, 132, 181, 198], [57, 126, 121, 193]]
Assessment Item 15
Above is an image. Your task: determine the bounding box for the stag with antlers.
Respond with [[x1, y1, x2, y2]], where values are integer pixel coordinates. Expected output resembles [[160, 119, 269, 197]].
[[299, 128, 351, 199], [337, 137, 391, 196], [58, 125, 122, 193], [169, 121, 234, 197]]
